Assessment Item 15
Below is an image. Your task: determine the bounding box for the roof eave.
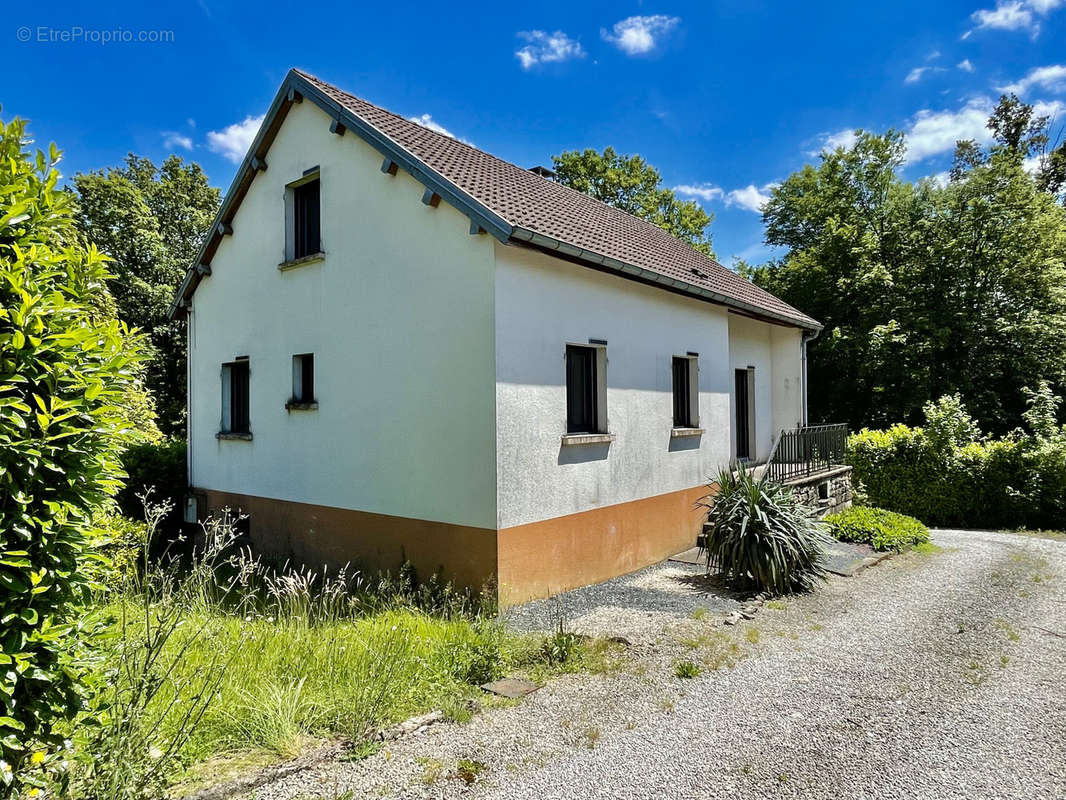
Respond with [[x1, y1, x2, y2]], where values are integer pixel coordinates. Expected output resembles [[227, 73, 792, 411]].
[[168, 69, 820, 332], [508, 227, 822, 331]]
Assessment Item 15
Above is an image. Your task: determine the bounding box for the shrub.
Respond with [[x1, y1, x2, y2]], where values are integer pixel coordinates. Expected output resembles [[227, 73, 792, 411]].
[[116, 437, 186, 529], [0, 114, 147, 796], [701, 466, 833, 596], [847, 391, 1066, 529], [824, 506, 930, 551], [119, 435, 189, 516]]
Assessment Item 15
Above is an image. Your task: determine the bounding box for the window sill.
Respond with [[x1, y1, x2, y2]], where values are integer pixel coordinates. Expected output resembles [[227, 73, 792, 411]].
[[285, 400, 319, 411], [561, 432, 615, 446], [216, 431, 253, 441], [278, 252, 325, 271], [671, 427, 705, 438]]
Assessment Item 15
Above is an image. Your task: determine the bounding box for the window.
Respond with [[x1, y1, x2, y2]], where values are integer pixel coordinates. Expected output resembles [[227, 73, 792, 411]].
[[285, 172, 321, 262], [221, 358, 250, 434], [672, 355, 699, 428], [566, 344, 606, 434], [291, 353, 315, 405], [293, 179, 320, 258]]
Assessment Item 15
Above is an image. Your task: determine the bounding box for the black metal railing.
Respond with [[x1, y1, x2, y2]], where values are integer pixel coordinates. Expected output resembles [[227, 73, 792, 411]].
[[765, 423, 848, 483]]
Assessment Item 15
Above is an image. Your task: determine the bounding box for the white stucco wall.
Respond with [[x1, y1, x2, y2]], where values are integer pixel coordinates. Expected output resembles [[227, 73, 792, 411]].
[[187, 100, 497, 529], [770, 326, 804, 436], [494, 245, 735, 529], [727, 315, 804, 463]]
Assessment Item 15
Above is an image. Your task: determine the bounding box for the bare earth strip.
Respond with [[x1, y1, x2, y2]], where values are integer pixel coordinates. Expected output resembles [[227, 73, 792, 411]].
[[246, 529, 1066, 800]]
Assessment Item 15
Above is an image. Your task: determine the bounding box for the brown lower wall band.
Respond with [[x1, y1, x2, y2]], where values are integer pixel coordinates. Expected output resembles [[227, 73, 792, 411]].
[[197, 484, 712, 605], [199, 490, 498, 593], [496, 484, 711, 605]]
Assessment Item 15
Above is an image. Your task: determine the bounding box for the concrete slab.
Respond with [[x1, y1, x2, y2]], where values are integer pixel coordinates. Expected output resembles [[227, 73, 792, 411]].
[[824, 540, 877, 576], [480, 678, 540, 698], [667, 546, 703, 566]]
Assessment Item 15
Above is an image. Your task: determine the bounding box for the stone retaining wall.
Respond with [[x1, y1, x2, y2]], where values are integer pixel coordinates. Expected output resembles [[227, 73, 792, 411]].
[[784, 465, 853, 517]]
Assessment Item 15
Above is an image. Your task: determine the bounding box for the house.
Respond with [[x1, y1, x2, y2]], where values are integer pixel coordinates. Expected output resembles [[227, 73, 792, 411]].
[[169, 69, 822, 605]]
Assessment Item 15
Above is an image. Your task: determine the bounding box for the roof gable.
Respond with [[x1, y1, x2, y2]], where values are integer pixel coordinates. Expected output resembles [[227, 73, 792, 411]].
[[170, 69, 819, 330]]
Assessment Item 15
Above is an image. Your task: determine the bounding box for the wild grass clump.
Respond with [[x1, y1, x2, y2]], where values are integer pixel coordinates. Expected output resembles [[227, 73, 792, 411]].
[[701, 466, 832, 596], [70, 501, 507, 798]]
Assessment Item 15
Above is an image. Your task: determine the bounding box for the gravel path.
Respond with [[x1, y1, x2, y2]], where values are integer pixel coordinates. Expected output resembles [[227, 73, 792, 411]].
[[242, 529, 1066, 800]]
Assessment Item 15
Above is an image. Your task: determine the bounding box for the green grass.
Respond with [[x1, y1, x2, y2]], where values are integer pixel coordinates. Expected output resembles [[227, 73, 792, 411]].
[[85, 593, 621, 793], [78, 512, 618, 796], [94, 600, 505, 766]]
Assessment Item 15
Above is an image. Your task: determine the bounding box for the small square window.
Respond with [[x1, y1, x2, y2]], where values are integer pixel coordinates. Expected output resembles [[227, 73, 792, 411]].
[[672, 355, 699, 428], [221, 358, 250, 434], [287, 174, 321, 260], [566, 344, 606, 434], [292, 353, 315, 404]]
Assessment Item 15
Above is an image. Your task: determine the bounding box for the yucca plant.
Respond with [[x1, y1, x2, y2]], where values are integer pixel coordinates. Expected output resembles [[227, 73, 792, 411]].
[[700, 465, 832, 595]]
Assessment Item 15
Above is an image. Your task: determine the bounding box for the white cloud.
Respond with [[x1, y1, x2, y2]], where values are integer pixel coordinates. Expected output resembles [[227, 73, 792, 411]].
[[927, 171, 951, 187], [957, 59, 975, 72], [673, 183, 724, 202], [407, 113, 474, 146], [601, 15, 680, 55], [906, 64, 946, 84], [408, 114, 452, 137], [971, 1, 1033, 31], [206, 115, 264, 163], [515, 30, 585, 69], [905, 66, 931, 84], [675, 181, 777, 213], [904, 98, 994, 162], [1001, 64, 1066, 95], [967, 0, 1064, 36], [726, 184, 776, 213], [162, 131, 193, 151], [1032, 98, 1066, 118], [810, 128, 858, 156]]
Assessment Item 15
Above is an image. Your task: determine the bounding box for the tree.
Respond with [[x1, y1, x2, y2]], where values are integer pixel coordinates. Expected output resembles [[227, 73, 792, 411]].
[[73, 156, 220, 435], [0, 114, 146, 797], [750, 110, 1066, 432], [968, 93, 1066, 199], [552, 147, 716, 257]]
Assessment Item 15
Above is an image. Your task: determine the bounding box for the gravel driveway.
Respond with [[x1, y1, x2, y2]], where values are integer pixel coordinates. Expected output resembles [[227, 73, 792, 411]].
[[240, 529, 1066, 800]]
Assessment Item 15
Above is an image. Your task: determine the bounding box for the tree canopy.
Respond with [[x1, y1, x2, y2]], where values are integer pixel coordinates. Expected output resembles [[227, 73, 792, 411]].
[[747, 95, 1066, 432], [552, 147, 716, 257], [73, 156, 220, 435]]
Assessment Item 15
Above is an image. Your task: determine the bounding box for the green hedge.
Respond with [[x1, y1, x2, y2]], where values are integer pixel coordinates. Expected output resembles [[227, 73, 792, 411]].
[[846, 398, 1066, 529], [116, 437, 187, 530], [824, 506, 930, 551]]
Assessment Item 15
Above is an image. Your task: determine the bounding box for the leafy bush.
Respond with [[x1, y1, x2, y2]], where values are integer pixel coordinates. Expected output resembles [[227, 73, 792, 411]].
[[824, 506, 930, 551], [116, 437, 186, 531], [0, 114, 147, 796], [847, 390, 1066, 529], [701, 466, 832, 596]]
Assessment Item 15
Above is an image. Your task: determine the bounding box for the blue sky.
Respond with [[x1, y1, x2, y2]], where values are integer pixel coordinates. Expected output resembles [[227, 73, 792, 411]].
[[9, 0, 1066, 264]]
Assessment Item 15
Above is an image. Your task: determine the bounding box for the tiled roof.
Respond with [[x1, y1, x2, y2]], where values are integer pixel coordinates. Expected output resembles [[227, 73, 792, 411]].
[[297, 71, 817, 329]]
